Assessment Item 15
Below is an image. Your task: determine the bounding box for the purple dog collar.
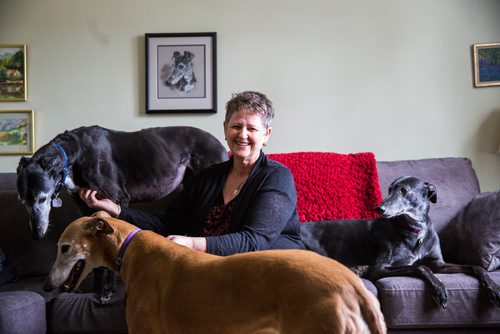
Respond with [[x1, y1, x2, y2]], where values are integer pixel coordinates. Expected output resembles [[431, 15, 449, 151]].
[[115, 228, 142, 271]]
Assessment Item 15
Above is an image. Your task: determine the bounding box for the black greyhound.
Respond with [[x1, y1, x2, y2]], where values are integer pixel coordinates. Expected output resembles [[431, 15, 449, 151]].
[[17, 125, 228, 302], [301, 176, 500, 309]]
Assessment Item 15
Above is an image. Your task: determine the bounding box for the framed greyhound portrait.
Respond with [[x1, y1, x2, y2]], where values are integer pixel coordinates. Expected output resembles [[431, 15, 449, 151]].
[[472, 42, 500, 88], [145, 32, 217, 113], [0, 44, 27, 101], [0, 110, 34, 155]]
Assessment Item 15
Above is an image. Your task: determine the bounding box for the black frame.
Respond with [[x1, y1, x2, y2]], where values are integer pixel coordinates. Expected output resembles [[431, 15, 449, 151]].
[[145, 32, 217, 113]]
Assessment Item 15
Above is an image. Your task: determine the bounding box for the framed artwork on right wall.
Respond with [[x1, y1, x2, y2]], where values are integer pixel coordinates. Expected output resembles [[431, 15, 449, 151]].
[[472, 42, 500, 88]]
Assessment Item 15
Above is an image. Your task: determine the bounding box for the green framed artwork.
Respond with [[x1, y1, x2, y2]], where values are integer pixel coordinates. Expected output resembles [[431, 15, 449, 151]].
[[473, 42, 500, 87], [0, 44, 27, 101], [0, 110, 34, 155]]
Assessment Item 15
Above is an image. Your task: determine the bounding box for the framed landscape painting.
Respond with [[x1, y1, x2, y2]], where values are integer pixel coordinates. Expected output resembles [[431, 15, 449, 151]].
[[0, 44, 27, 101], [473, 43, 500, 87], [145, 32, 217, 113], [0, 110, 34, 155]]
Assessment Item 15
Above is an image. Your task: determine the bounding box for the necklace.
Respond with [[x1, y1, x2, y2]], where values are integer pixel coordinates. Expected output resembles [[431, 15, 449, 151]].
[[233, 173, 248, 196], [233, 175, 248, 195]]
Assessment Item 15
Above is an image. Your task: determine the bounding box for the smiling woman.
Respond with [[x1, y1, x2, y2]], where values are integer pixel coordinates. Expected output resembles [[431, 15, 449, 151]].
[[222, 92, 273, 202], [81, 91, 306, 256]]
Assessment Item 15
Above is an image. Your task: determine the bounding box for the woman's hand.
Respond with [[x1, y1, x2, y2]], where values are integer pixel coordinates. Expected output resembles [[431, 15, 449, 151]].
[[79, 188, 121, 217], [167, 235, 207, 252]]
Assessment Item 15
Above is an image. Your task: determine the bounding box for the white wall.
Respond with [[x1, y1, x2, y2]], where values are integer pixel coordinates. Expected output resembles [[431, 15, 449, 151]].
[[1, 0, 499, 191]]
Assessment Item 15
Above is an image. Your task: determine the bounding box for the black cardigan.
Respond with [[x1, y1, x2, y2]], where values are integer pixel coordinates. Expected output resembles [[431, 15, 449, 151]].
[[119, 152, 305, 255]]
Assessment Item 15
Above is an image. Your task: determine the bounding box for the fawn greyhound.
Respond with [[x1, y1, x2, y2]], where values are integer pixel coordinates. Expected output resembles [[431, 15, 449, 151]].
[[44, 212, 386, 334], [301, 176, 500, 309]]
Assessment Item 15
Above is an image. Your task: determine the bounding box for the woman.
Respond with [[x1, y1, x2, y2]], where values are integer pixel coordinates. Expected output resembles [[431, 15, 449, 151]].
[[80, 91, 305, 255]]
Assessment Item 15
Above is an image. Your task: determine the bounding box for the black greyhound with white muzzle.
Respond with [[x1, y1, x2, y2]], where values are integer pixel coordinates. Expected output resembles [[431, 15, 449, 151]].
[[16, 125, 227, 302], [17, 125, 227, 240]]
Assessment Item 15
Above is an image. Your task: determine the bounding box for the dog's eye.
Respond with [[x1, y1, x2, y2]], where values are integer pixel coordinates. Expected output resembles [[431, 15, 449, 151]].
[[400, 187, 408, 195], [38, 197, 47, 204], [61, 245, 70, 253]]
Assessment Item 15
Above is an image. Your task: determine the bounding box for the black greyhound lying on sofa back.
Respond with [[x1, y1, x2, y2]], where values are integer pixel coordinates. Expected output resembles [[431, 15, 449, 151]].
[[16, 125, 227, 302], [301, 176, 500, 309]]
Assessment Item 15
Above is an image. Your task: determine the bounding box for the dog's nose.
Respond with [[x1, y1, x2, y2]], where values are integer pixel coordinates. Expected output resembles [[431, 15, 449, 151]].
[[43, 281, 55, 292], [375, 205, 386, 215]]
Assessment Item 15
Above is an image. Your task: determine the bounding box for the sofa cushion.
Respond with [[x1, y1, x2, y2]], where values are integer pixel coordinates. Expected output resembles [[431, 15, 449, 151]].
[[0, 191, 81, 279], [441, 191, 500, 271], [267, 152, 382, 221], [0, 247, 17, 285], [0, 172, 16, 191], [375, 271, 500, 328], [0, 291, 46, 334], [376, 157, 480, 235], [47, 285, 127, 333]]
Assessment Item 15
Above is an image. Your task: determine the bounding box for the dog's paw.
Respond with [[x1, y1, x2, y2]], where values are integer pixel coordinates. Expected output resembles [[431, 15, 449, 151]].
[[431, 281, 448, 309]]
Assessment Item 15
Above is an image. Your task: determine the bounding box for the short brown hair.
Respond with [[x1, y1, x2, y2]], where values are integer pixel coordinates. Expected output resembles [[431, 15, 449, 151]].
[[225, 91, 274, 129]]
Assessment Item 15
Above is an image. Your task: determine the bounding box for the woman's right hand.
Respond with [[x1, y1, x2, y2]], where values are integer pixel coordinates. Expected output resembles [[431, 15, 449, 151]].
[[79, 188, 121, 217]]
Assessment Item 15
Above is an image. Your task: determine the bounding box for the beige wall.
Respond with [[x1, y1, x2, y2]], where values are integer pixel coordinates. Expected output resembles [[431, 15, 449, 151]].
[[1, 0, 499, 191]]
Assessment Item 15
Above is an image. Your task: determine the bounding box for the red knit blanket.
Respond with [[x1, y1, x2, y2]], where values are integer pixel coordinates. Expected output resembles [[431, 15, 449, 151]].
[[267, 152, 382, 222]]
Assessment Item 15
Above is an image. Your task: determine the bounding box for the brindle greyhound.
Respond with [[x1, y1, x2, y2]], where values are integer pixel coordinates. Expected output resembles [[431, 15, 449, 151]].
[[17, 125, 227, 302], [44, 212, 386, 334], [301, 176, 500, 309]]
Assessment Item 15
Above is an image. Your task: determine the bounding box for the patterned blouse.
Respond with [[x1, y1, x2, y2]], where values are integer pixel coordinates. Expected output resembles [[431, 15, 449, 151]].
[[202, 193, 235, 236]]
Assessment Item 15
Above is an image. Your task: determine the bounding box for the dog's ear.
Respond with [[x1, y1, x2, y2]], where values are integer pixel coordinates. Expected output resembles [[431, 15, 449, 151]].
[[92, 211, 112, 219], [425, 182, 437, 203], [17, 156, 30, 173], [85, 217, 114, 235], [184, 51, 195, 61]]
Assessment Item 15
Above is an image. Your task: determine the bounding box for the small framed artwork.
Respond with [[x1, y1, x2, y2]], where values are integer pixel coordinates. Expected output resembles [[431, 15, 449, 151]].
[[145, 32, 217, 113], [472, 42, 500, 87], [0, 44, 27, 101], [0, 110, 34, 155]]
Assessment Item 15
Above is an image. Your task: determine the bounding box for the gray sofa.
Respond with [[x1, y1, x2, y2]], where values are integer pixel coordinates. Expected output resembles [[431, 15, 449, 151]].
[[0, 157, 499, 333]]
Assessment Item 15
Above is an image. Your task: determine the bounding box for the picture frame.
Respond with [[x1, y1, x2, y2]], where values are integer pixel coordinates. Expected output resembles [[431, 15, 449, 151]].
[[472, 42, 500, 87], [0, 44, 27, 101], [145, 32, 217, 113], [0, 110, 34, 155]]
